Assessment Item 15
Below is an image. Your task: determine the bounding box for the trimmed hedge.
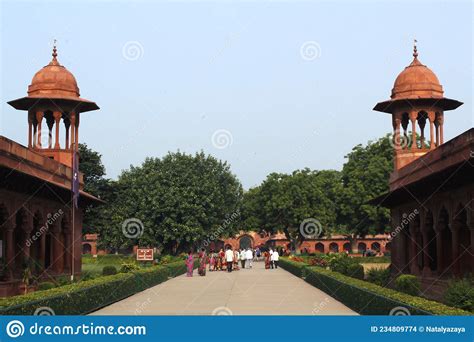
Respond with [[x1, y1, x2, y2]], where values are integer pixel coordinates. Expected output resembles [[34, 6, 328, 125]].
[[279, 258, 308, 278], [102, 265, 118, 276], [279, 258, 471, 316], [352, 256, 391, 264], [0, 260, 192, 315], [395, 274, 421, 296]]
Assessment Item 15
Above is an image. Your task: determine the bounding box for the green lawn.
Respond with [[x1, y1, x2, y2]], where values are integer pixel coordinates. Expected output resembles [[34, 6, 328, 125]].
[[82, 255, 136, 277]]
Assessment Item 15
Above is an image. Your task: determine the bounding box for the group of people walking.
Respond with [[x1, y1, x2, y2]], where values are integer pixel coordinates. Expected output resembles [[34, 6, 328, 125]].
[[185, 246, 280, 277]]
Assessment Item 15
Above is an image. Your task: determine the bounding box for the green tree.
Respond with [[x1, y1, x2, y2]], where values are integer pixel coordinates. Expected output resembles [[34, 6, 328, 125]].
[[243, 169, 342, 252], [337, 135, 393, 242], [78, 143, 106, 195], [78, 143, 113, 234], [99, 151, 243, 254]]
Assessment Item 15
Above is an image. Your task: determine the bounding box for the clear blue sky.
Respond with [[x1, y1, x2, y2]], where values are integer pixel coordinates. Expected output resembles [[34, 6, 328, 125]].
[[1, 0, 472, 189]]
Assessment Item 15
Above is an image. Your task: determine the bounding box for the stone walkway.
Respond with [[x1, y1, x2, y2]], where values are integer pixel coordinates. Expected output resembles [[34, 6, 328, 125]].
[[90, 261, 357, 315]]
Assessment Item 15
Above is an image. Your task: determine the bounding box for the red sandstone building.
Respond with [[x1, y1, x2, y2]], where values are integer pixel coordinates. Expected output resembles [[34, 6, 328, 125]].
[[0, 46, 100, 296], [373, 44, 473, 295], [222, 231, 390, 255]]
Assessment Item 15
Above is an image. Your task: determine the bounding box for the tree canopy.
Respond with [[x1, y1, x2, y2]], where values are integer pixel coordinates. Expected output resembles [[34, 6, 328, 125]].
[[337, 135, 393, 237], [79, 143, 114, 234], [95, 151, 243, 254], [79, 134, 394, 254], [242, 169, 342, 252]]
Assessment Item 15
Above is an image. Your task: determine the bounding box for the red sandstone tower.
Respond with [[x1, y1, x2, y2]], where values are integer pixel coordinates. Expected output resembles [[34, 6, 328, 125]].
[[373, 41, 463, 170], [8, 43, 99, 167]]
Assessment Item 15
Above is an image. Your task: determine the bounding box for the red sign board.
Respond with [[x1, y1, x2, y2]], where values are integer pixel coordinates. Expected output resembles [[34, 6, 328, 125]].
[[137, 248, 154, 261]]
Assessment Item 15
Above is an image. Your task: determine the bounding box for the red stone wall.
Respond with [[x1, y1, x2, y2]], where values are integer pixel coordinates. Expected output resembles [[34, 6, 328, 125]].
[[224, 231, 390, 254]]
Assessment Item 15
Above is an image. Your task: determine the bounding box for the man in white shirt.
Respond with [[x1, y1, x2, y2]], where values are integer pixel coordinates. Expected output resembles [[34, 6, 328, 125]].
[[240, 249, 246, 269], [245, 248, 253, 269], [271, 250, 280, 269], [225, 246, 234, 272]]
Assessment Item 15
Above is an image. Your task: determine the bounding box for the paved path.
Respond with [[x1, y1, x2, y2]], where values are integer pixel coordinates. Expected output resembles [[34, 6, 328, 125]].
[[91, 261, 357, 315]]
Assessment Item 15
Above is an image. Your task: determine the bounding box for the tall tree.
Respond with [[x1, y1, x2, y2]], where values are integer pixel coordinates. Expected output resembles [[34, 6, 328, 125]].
[[98, 151, 243, 254], [337, 135, 393, 240], [78, 143, 113, 234], [243, 169, 342, 252]]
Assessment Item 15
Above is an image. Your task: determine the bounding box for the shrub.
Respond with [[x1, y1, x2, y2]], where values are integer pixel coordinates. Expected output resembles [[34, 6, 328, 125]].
[[37, 282, 56, 291], [120, 263, 141, 273], [395, 274, 421, 296], [279, 258, 470, 315], [56, 276, 71, 286], [444, 279, 474, 312], [366, 267, 390, 287], [346, 263, 364, 280], [80, 271, 96, 281], [278, 258, 307, 278], [102, 266, 118, 276], [327, 253, 364, 279], [327, 253, 353, 274], [0, 260, 194, 315]]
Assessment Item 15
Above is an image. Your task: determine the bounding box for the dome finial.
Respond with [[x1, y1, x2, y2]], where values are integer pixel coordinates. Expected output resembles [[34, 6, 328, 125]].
[[413, 38, 418, 58], [52, 39, 58, 60]]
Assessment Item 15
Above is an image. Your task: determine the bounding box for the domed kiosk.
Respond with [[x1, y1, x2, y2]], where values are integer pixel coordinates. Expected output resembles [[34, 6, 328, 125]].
[[373, 42, 463, 169], [8, 44, 99, 167]]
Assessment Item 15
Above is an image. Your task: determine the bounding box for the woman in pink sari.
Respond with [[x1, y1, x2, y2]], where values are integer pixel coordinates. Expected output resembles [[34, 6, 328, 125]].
[[185, 250, 194, 277]]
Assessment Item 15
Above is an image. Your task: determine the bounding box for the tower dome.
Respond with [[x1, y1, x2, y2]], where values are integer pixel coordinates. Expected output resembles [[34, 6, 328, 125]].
[[7, 43, 100, 168], [28, 47, 80, 98], [391, 46, 443, 100], [373, 41, 463, 171]]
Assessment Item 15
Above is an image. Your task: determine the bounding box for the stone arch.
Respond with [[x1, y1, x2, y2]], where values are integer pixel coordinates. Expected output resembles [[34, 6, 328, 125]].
[[424, 210, 437, 272], [417, 111, 429, 148], [400, 112, 410, 149], [238, 234, 253, 250], [13, 208, 30, 271], [437, 206, 452, 275], [434, 111, 443, 145], [343, 242, 351, 253], [60, 214, 71, 273], [329, 242, 339, 253], [453, 204, 470, 275], [357, 242, 367, 254], [400, 216, 411, 273], [371, 242, 381, 252], [315, 242, 324, 253], [30, 211, 44, 273], [410, 212, 423, 273], [82, 243, 92, 254], [0, 204, 9, 262]]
